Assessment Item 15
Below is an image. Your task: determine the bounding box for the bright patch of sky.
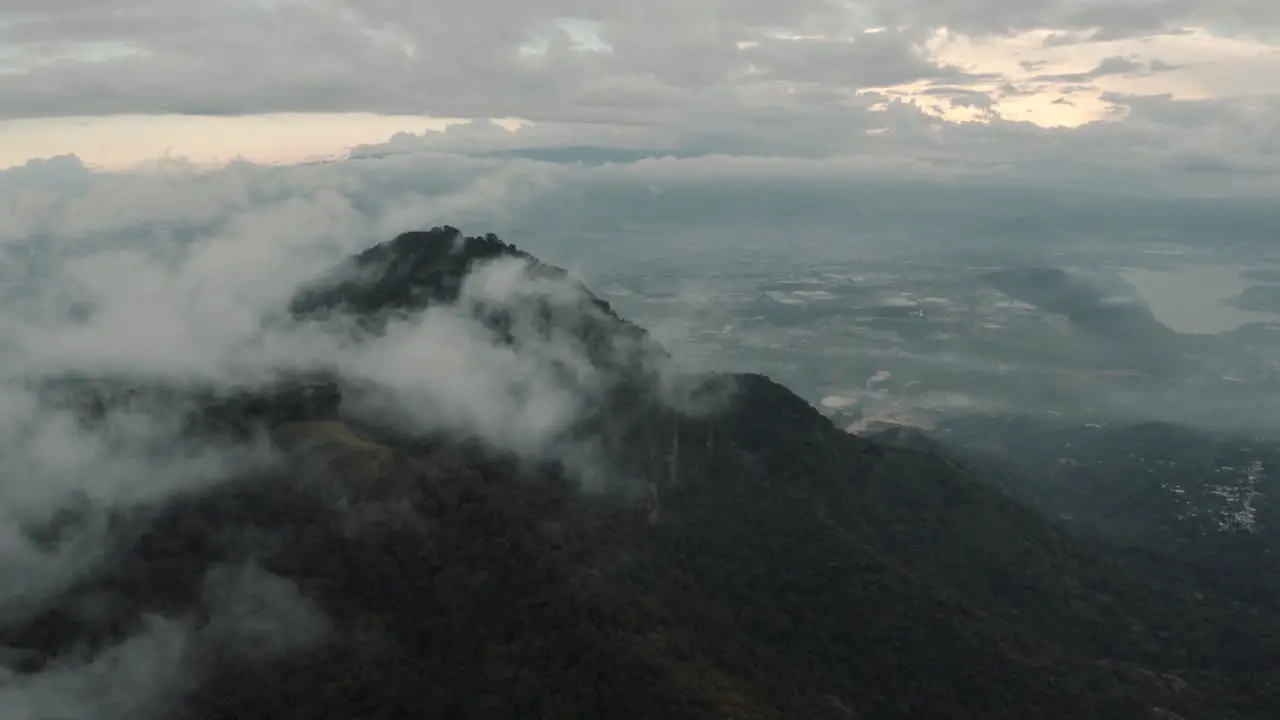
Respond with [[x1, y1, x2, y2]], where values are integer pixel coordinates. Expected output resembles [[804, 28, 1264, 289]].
[[0, 1, 1278, 184], [519, 17, 612, 56], [0, 114, 475, 169]]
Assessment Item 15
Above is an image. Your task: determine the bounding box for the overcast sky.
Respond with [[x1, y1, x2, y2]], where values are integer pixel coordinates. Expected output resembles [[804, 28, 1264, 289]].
[[0, 1, 1279, 194]]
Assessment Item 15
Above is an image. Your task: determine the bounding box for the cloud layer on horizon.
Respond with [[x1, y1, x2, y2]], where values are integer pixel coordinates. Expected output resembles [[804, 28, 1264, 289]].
[[2, 0, 1276, 120], [2, 1, 1280, 190]]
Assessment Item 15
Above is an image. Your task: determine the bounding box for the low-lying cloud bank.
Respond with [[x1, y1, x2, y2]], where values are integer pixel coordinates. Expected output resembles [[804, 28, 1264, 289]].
[[0, 151, 737, 717], [1, 560, 330, 720]]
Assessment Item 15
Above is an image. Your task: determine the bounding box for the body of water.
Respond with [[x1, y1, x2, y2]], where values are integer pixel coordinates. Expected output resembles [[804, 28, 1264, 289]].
[[1120, 264, 1278, 334]]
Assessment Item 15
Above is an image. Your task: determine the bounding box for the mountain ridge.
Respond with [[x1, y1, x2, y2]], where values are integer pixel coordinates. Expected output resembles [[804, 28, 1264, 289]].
[[3, 226, 1276, 719]]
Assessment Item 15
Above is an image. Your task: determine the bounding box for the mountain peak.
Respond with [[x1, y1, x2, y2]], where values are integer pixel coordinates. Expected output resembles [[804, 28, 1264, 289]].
[[289, 225, 650, 353], [289, 225, 524, 318], [7, 228, 1277, 720]]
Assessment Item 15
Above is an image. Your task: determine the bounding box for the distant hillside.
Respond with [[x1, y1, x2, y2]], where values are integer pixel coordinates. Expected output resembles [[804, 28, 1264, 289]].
[[983, 266, 1185, 376], [897, 412, 1280, 614]]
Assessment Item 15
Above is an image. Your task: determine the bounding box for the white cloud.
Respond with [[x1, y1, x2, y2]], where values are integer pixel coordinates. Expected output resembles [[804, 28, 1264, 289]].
[[0, 614, 194, 720], [0, 1, 1277, 186], [0, 561, 329, 720], [0, 148, 779, 714], [0, 151, 612, 717], [0, 1, 844, 120]]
